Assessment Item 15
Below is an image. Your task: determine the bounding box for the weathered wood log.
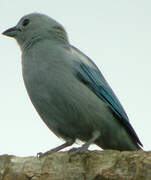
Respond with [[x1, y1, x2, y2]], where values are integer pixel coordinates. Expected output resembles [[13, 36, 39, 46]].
[[0, 150, 151, 180]]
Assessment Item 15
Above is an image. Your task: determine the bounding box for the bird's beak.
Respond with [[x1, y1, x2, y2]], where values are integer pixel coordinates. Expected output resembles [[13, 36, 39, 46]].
[[2, 26, 18, 37]]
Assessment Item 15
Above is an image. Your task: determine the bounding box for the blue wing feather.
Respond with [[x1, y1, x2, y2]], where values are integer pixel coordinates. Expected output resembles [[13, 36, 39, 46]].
[[79, 63, 128, 121], [76, 61, 143, 147]]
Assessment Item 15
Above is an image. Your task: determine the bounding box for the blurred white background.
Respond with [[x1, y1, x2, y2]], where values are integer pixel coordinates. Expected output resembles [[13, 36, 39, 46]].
[[0, 0, 150, 156]]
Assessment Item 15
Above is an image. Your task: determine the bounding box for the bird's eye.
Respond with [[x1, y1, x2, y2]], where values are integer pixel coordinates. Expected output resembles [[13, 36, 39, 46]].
[[22, 19, 30, 27]]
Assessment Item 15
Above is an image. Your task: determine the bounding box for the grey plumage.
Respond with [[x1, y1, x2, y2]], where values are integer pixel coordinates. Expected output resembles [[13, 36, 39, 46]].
[[2, 13, 143, 155]]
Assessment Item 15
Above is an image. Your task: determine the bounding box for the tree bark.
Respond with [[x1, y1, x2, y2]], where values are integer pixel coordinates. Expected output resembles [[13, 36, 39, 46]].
[[0, 150, 151, 180]]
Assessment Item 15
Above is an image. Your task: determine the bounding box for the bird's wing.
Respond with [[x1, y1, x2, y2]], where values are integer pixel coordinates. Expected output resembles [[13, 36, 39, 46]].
[[71, 46, 143, 147]]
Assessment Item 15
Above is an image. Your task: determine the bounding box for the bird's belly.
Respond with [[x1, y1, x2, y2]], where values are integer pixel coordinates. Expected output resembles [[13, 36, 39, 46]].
[[23, 72, 111, 141], [23, 63, 127, 147], [23, 73, 137, 150]]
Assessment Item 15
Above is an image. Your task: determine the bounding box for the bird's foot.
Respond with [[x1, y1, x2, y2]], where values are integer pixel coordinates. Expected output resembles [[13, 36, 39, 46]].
[[37, 148, 59, 158], [37, 152, 44, 157], [37, 140, 75, 157], [69, 147, 89, 156]]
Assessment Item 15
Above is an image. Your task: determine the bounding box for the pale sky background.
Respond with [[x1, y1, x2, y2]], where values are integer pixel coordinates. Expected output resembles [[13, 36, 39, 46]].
[[0, 0, 151, 157]]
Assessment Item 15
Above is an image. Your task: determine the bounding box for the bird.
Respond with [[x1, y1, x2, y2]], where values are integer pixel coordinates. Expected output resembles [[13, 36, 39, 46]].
[[2, 13, 143, 156]]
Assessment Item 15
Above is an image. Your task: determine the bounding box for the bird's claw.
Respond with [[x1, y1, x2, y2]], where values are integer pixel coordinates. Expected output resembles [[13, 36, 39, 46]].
[[69, 147, 89, 156], [37, 152, 44, 158]]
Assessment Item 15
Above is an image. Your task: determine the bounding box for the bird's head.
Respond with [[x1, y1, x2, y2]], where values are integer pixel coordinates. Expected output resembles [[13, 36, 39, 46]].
[[2, 13, 68, 50]]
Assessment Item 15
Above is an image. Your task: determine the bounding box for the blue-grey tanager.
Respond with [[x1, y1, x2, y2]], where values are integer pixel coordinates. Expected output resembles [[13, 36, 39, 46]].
[[2, 13, 143, 155]]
